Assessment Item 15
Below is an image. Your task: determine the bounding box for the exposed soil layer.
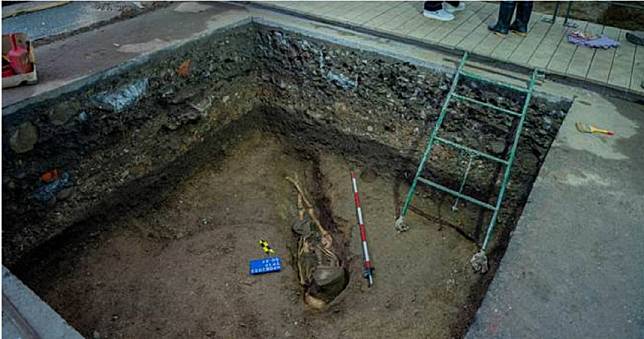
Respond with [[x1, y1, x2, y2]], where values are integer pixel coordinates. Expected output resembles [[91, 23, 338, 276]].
[[16, 131, 483, 338], [3, 23, 572, 338], [535, 1, 644, 31]]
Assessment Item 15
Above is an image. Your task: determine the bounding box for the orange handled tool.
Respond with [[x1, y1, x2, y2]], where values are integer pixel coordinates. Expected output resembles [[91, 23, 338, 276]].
[[575, 122, 614, 136]]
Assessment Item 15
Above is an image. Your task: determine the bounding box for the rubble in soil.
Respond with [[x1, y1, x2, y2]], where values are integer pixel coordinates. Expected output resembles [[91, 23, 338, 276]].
[[3, 22, 571, 334]]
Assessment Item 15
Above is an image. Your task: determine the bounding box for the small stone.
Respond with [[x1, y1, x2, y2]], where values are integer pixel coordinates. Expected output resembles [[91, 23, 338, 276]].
[[10, 122, 38, 154], [222, 95, 230, 103], [367, 126, 374, 132], [169, 87, 198, 104], [78, 111, 89, 122], [488, 140, 505, 154], [112, 314, 119, 321], [188, 95, 213, 114], [50, 101, 79, 126], [57, 188, 73, 201]]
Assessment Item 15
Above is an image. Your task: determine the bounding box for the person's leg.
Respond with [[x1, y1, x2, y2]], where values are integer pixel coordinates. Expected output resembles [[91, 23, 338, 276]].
[[488, 1, 516, 36], [424, 1, 443, 12], [510, 1, 533, 36], [423, 1, 454, 21], [444, 1, 465, 13]]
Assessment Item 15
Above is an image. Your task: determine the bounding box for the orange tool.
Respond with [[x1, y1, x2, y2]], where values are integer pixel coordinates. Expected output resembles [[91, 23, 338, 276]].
[[575, 122, 614, 136]]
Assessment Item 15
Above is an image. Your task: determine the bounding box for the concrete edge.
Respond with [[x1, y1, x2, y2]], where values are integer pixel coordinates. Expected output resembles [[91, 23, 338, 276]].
[[2, 266, 83, 338]]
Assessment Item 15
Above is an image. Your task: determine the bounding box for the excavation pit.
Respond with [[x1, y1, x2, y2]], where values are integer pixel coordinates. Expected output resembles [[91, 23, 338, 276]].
[[2, 22, 572, 338]]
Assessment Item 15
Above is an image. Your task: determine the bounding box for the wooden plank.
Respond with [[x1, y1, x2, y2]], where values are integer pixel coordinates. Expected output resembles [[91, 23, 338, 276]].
[[283, 1, 327, 12], [354, 1, 402, 25], [528, 17, 568, 69], [547, 21, 589, 74], [407, 10, 443, 39], [441, 2, 495, 47], [585, 26, 620, 83], [334, 1, 382, 21], [365, 2, 415, 31], [608, 29, 637, 89], [423, 1, 484, 43], [319, 1, 366, 20], [379, 3, 422, 32], [269, 1, 304, 10], [456, 3, 498, 52], [566, 22, 604, 78], [630, 44, 644, 93], [390, 7, 428, 36], [489, 14, 542, 61], [509, 14, 556, 66], [471, 26, 506, 57]]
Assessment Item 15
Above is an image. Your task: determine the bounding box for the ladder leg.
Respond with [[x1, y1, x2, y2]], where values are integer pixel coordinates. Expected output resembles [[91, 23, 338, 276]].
[[473, 69, 539, 271], [395, 52, 469, 232]]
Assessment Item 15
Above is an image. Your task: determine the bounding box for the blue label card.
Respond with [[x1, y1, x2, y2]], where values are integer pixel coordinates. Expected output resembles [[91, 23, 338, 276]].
[[249, 257, 281, 275]]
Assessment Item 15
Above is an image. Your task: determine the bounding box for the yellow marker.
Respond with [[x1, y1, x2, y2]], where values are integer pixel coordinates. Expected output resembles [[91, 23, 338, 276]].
[[259, 240, 275, 255]]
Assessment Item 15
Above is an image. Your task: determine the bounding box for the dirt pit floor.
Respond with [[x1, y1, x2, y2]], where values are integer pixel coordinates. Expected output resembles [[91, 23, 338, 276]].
[[19, 131, 484, 339]]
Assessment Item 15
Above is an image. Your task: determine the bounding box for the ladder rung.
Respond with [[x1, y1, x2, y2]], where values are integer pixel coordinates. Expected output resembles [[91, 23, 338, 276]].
[[435, 137, 509, 165], [460, 70, 529, 94], [417, 177, 497, 211], [452, 94, 522, 118]]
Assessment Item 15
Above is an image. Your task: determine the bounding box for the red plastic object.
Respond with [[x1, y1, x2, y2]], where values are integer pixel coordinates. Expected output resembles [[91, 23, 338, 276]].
[[2, 64, 15, 77], [7, 34, 33, 74], [40, 169, 60, 183]]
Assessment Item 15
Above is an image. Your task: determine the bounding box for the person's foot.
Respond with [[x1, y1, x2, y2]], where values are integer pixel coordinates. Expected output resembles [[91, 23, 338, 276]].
[[423, 9, 454, 21], [510, 22, 527, 37], [443, 2, 465, 13], [626, 31, 644, 46], [488, 23, 508, 36]]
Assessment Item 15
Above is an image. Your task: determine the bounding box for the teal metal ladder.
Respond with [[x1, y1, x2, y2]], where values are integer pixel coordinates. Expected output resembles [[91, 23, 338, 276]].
[[394, 52, 540, 271]]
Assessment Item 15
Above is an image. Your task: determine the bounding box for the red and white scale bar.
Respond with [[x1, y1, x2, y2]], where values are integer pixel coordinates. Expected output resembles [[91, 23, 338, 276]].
[[351, 171, 374, 287]]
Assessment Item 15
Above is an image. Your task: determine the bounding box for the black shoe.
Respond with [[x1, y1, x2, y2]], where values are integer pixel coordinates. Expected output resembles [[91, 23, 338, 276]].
[[510, 22, 527, 36], [488, 23, 509, 36], [626, 31, 644, 46], [511, 1, 533, 36], [489, 1, 516, 37]]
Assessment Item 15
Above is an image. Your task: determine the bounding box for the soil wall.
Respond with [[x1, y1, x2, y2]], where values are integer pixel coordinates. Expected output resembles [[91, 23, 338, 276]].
[[3, 23, 571, 269]]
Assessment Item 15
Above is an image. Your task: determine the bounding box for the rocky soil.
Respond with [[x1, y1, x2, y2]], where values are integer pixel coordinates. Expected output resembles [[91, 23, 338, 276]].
[[4, 22, 572, 338]]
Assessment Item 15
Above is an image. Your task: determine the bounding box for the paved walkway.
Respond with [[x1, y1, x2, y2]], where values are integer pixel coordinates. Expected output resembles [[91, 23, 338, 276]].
[[256, 1, 644, 96], [2, 2, 134, 40], [467, 84, 644, 339]]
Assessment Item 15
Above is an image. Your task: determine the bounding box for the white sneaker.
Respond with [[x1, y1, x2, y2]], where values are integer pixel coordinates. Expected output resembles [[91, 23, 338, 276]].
[[423, 9, 454, 21], [443, 2, 465, 13]]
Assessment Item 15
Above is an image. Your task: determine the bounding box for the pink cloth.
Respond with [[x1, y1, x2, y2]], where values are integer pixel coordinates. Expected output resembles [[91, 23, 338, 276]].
[[567, 30, 619, 49]]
